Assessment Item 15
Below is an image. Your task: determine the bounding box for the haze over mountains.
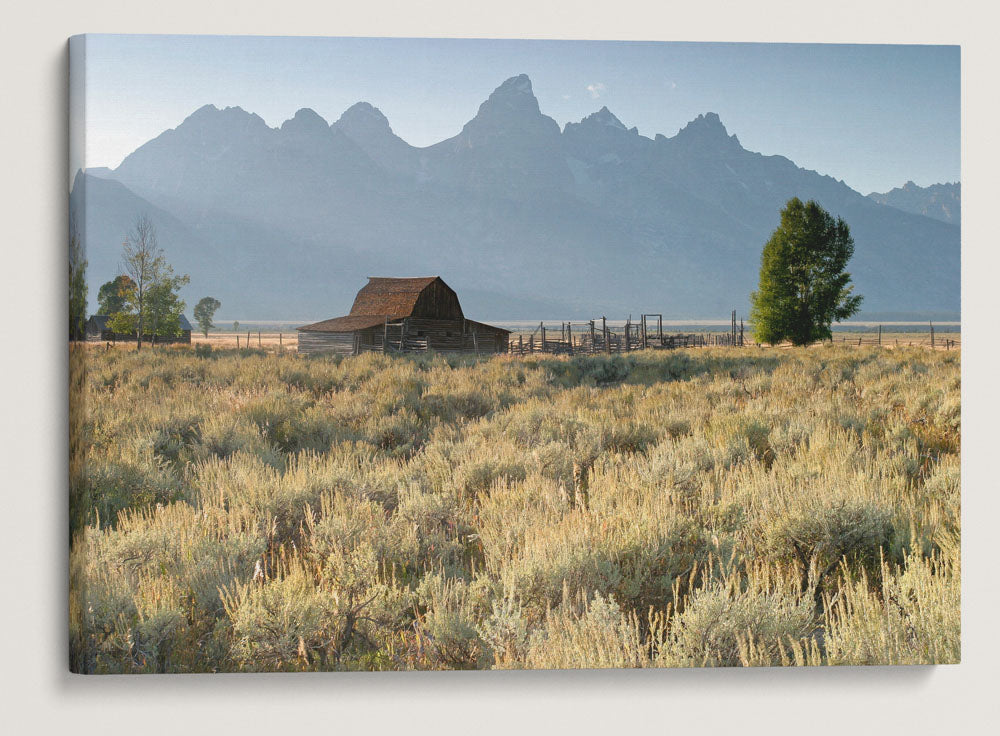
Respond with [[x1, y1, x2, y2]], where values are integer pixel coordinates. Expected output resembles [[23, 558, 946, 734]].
[[73, 74, 960, 321]]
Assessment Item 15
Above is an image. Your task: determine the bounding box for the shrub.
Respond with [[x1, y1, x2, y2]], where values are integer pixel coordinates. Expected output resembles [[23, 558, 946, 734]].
[[522, 594, 651, 670], [763, 499, 893, 591], [656, 567, 816, 667], [413, 573, 489, 669]]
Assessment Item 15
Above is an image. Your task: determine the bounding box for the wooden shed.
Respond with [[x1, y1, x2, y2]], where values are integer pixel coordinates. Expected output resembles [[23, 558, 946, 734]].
[[297, 276, 509, 356]]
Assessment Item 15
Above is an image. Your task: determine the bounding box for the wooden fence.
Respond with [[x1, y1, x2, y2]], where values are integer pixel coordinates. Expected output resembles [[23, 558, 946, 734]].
[[508, 310, 745, 356], [505, 315, 959, 357]]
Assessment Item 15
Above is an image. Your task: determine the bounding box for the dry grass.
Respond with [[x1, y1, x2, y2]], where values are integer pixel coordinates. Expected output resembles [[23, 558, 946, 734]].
[[69, 343, 960, 672], [193, 332, 298, 350]]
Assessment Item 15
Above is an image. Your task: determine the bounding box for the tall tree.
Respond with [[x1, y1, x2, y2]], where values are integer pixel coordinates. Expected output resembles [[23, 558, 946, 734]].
[[120, 214, 161, 350], [750, 198, 863, 346], [68, 218, 87, 341], [193, 297, 222, 337], [97, 275, 136, 316]]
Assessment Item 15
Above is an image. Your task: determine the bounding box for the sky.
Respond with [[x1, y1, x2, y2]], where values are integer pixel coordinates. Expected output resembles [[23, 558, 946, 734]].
[[72, 35, 960, 195]]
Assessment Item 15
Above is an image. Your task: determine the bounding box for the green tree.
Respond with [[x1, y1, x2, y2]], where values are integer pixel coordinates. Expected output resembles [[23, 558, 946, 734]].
[[194, 297, 222, 337], [750, 198, 863, 346], [233, 321, 240, 334], [146, 264, 190, 343], [97, 275, 136, 315], [69, 218, 88, 341], [106, 279, 138, 337]]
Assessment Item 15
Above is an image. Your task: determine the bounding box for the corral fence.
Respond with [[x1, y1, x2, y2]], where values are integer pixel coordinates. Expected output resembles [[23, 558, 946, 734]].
[[506, 316, 960, 356], [508, 311, 745, 356]]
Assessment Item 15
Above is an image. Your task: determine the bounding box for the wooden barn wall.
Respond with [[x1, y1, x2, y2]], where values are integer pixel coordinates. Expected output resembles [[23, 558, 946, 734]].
[[298, 319, 508, 357], [411, 280, 464, 320], [297, 331, 356, 356], [405, 319, 507, 354], [357, 328, 384, 352]]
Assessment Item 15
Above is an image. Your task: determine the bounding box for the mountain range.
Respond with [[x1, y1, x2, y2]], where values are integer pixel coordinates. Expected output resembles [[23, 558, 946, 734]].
[[867, 181, 960, 226], [72, 74, 960, 321]]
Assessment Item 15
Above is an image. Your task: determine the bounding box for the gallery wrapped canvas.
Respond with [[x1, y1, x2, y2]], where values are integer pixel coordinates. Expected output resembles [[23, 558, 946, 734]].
[[68, 34, 960, 673]]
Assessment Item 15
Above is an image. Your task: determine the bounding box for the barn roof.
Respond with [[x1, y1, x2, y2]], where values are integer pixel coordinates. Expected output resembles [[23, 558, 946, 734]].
[[465, 319, 511, 334], [179, 314, 193, 331], [297, 314, 389, 333], [348, 277, 442, 319]]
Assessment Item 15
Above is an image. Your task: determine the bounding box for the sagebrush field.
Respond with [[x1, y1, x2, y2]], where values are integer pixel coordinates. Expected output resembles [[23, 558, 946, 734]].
[[69, 344, 960, 672]]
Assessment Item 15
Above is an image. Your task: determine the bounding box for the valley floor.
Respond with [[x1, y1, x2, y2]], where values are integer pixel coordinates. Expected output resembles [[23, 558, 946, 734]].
[[69, 344, 960, 672]]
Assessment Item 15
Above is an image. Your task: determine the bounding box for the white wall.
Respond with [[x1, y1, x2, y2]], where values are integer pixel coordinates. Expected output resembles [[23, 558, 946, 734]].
[[2, 2, 997, 735]]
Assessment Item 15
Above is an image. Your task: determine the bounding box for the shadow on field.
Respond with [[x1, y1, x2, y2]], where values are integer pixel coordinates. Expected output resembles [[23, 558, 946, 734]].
[[526, 351, 783, 388]]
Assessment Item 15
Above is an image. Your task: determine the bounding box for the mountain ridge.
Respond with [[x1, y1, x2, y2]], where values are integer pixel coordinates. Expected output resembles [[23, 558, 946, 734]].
[[76, 74, 960, 321], [867, 181, 960, 225]]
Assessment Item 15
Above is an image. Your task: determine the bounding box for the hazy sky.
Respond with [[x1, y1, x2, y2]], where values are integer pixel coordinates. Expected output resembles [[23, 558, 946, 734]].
[[73, 35, 960, 194]]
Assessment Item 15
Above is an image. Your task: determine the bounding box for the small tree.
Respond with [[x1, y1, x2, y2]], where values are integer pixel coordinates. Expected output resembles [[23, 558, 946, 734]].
[[750, 198, 863, 346], [106, 278, 138, 337], [69, 218, 88, 341], [106, 310, 136, 337], [146, 264, 190, 343], [97, 275, 136, 316], [233, 321, 240, 334], [194, 297, 222, 337]]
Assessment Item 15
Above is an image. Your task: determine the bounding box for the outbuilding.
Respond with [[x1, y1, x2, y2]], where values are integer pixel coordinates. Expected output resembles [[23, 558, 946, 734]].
[[84, 313, 193, 344]]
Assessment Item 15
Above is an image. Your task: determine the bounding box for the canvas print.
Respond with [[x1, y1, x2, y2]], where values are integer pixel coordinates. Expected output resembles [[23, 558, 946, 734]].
[[68, 36, 960, 673]]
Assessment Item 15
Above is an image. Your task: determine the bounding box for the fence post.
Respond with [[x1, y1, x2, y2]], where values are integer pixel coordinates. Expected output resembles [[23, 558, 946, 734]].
[[930, 321, 935, 348], [878, 324, 882, 346]]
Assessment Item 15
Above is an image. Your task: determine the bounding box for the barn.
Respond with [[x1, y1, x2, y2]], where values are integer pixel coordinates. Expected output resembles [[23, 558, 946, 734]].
[[297, 276, 510, 356], [85, 314, 193, 344]]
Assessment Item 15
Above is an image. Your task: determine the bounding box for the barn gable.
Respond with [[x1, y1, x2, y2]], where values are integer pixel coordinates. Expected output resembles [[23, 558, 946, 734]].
[[347, 276, 463, 321]]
